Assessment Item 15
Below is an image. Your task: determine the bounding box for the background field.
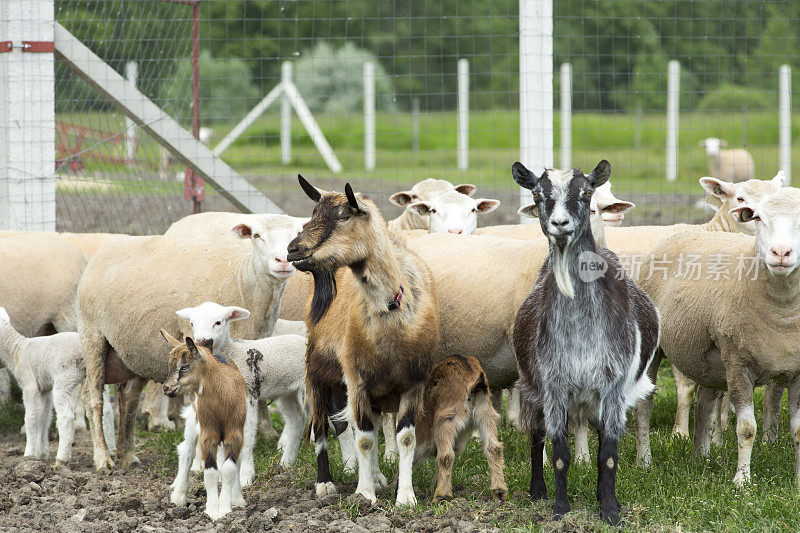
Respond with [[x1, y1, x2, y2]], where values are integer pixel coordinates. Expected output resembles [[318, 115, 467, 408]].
[[2, 363, 797, 531]]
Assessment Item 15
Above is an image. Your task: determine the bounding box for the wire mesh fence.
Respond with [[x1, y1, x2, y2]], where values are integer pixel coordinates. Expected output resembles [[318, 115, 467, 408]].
[[41, 1, 800, 234]]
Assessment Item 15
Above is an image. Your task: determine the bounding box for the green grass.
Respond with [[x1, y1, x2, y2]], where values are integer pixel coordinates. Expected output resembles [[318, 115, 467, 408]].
[[56, 109, 800, 203], [118, 362, 800, 531]]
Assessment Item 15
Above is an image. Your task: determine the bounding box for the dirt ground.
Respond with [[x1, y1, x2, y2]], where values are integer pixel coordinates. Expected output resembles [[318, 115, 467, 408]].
[[0, 428, 517, 533]]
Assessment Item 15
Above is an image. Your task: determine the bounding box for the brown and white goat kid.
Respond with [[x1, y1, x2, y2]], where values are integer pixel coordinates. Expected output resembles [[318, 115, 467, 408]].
[[287, 176, 440, 506], [160, 331, 247, 521], [415, 355, 507, 502]]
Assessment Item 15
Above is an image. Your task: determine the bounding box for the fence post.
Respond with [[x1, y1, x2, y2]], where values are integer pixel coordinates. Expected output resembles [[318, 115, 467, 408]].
[[0, 0, 56, 231], [457, 58, 469, 171], [124, 61, 138, 165], [780, 64, 792, 185], [560, 62, 572, 169], [666, 60, 680, 183], [411, 97, 420, 154], [519, 0, 554, 220], [363, 61, 376, 171], [281, 61, 292, 165]]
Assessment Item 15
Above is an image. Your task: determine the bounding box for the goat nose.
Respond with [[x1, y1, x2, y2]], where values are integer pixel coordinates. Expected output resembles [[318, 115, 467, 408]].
[[551, 218, 569, 228], [772, 246, 793, 261], [448, 228, 463, 234], [287, 243, 299, 255]]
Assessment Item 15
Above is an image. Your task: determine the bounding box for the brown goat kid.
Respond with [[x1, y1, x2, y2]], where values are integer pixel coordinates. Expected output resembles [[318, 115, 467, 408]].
[[287, 176, 440, 506], [160, 331, 247, 521], [415, 355, 507, 502]]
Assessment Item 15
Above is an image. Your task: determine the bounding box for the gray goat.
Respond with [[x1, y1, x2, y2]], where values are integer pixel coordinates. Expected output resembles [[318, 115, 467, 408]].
[[511, 160, 660, 526]]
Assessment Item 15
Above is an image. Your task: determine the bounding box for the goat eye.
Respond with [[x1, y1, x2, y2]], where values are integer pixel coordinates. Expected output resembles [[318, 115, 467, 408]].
[[338, 214, 350, 221], [585, 191, 593, 198], [471, 208, 478, 213], [214, 321, 221, 326], [532, 193, 540, 200], [590, 209, 597, 215], [736, 197, 744, 202]]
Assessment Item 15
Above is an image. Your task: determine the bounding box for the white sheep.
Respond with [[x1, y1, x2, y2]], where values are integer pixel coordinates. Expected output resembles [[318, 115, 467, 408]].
[[406, 190, 500, 235], [637, 188, 800, 485], [170, 302, 325, 507], [78, 215, 304, 484], [0, 307, 115, 465], [699, 137, 755, 183], [388, 178, 477, 231]]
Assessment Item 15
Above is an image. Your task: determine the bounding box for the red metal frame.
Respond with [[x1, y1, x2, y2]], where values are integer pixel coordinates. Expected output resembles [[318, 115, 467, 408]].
[[22, 41, 55, 53]]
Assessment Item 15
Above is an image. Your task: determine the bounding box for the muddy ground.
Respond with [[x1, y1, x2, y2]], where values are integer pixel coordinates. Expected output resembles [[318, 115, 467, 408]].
[[0, 427, 533, 533]]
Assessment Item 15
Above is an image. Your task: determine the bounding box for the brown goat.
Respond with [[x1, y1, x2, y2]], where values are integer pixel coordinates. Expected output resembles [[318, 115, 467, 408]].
[[415, 355, 507, 502], [287, 176, 440, 506], [160, 331, 247, 521]]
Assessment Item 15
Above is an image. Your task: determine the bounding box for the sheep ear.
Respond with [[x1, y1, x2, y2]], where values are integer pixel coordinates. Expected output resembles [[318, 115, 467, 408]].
[[772, 170, 787, 187], [0, 307, 10, 325], [230, 223, 252, 239], [298, 174, 322, 203], [455, 184, 477, 197], [175, 308, 193, 321], [600, 201, 635, 215], [730, 205, 758, 223], [226, 306, 250, 322], [699, 177, 735, 199], [587, 160, 611, 188], [475, 199, 501, 214], [407, 201, 432, 216], [344, 183, 363, 213], [704, 195, 723, 211], [511, 162, 539, 190], [160, 329, 181, 348], [389, 191, 413, 206], [517, 202, 540, 218]]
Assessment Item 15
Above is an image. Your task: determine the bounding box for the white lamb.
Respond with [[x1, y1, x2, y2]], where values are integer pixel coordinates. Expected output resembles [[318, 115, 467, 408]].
[[700, 137, 755, 183], [406, 190, 500, 235], [169, 302, 343, 507], [0, 307, 115, 465]]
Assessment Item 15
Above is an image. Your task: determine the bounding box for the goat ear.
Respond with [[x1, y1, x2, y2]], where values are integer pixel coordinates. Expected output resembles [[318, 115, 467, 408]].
[[517, 202, 540, 218], [185, 337, 205, 360], [772, 170, 787, 187], [230, 223, 253, 239], [226, 306, 250, 321], [455, 184, 477, 197], [511, 162, 539, 190], [389, 191, 413, 206], [475, 198, 501, 214], [588, 160, 611, 188], [298, 174, 322, 203], [699, 177, 735, 199], [160, 329, 181, 348], [407, 201, 431, 216], [600, 201, 635, 215], [344, 183, 363, 213], [730, 205, 758, 223]]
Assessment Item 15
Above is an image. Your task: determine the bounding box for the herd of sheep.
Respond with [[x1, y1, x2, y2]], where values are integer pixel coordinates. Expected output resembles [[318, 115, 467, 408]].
[[1, 135, 797, 526]]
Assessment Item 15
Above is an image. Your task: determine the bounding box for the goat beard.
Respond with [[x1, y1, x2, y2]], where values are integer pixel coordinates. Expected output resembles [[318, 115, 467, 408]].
[[308, 268, 337, 324], [551, 242, 576, 299]]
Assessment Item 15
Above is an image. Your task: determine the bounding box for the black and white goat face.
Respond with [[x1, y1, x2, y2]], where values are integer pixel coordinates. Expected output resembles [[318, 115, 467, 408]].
[[512, 160, 611, 249]]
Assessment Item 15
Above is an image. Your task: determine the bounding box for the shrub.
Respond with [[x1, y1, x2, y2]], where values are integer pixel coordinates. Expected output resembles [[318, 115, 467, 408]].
[[697, 84, 773, 112], [294, 42, 395, 114]]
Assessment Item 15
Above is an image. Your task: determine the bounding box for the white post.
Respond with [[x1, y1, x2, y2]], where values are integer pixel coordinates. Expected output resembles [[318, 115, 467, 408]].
[[281, 61, 292, 165], [363, 61, 376, 171], [666, 60, 680, 183], [457, 58, 469, 171], [780, 65, 791, 185], [519, 0, 553, 220], [560, 62, 572, 169], [0, 0, 56, 231], [411, 97, 420, 153], [124, 61, 138, 164]]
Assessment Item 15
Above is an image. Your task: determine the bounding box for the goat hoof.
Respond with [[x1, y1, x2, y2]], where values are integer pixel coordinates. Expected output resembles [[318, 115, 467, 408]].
[[395, 487, 416, 507], [601, 508, 621, 527], [53, 458, 69, 469], [315, 481, 338, 499], [94, 455, 115, 474], [733, 471, 750, 486], [120, 454, 141, 469], [240, 464, 255, 487], [492, 488, 508, 502], [349, 490, 378, 507], [552, 501, 570, 521], [170, 490, 188, 507]]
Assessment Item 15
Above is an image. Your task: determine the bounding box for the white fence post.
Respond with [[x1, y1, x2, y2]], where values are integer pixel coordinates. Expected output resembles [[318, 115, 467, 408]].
[[280, 61, 292, 165], [560, 62, 572, 169], [363, 61, 376, 171], [457, 58, 469, 171], [0, 0, 56, 231], [666, 60, 680, 183], [519, 0, 553, 220], [780, 64, 792, 185], [411, 97, 420, 154], [124, 61, 138, 165]]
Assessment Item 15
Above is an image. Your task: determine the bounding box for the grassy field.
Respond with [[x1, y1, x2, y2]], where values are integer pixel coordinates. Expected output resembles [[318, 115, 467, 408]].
[[57, 109, 800, 201], [3, 362, 799, 531]]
